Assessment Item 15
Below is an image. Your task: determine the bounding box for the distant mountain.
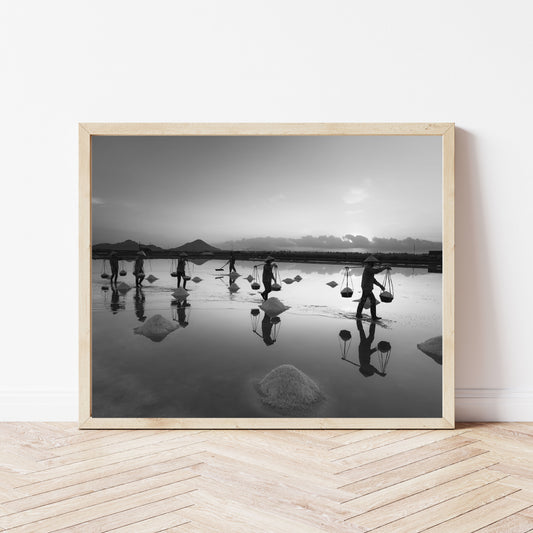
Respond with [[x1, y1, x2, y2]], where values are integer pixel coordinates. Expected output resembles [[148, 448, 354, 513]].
[[171, 239, 220, 253], [93, 240, 164, 252]]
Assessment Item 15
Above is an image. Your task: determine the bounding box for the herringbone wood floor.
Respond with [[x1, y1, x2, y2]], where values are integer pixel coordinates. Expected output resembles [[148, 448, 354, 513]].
[[0, 423, 532, 532]]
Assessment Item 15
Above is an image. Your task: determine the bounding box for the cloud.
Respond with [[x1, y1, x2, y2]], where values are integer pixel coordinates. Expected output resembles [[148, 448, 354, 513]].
[[268, 193, 287, 203], [92, 197, 105, 205], [219, 234, 441, 252], [343, 187, 368, 205]]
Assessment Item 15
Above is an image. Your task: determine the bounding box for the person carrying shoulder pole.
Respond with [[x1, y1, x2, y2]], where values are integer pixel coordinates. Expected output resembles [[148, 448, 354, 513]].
[[356, 255, 391, 321], [176, 252, 188, 289], [222, 252, 237, 273], [134, 251, 146, 287], [260, 256, 276, 301], [109, 251, 119, 285]]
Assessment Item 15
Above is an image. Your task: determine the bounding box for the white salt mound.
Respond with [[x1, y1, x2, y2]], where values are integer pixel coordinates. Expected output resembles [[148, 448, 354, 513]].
[[417, 336, 442, 364], [326, 281, 338, 288], [117, 282, 131, 292], [257, 364, 323, 412], [282, 278, 294, 284], [192, 276, 203, 283], [259, 297, 290, 317], [134, 314, 178, 342], [172, 287, 190, 300], [229, 282, 240, 293], [146, 274, 158, 283]]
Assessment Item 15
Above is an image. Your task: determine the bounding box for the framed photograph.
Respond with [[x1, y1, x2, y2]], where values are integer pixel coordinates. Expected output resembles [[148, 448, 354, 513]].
[[80, 123, 454, 429]]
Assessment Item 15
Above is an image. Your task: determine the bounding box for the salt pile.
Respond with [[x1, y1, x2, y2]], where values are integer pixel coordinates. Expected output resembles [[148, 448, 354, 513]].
[[282, 278, 294, 284], [229, 283, 240, 293], [326, 281, 338, 288], [257, 364, 323, 413], [117, 282, 131, 293], [191, 276, 203, 283], [133, 314, 178, 342], [417, 336, 442, 365], [293, 275, 302, 282], [146, 275, 158, 283], [172, 287, 189, 300], [259, 297, 290, 317]]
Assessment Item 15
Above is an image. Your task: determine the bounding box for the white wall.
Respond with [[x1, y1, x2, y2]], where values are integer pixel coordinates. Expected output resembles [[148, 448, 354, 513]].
[[1, 0, 532, 421]]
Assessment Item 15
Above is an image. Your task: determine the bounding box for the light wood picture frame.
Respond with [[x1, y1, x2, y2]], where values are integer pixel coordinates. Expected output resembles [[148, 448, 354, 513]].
[[79, 123, 454, 429]]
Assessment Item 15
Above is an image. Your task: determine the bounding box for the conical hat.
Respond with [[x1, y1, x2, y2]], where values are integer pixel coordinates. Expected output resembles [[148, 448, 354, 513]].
[[265, 255, 275, 262], [363, 255, 378, 263]]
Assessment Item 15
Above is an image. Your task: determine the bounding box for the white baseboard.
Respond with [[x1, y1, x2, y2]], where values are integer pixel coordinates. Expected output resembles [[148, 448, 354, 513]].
[[455, 388, 533, 422], [0, 390, 531, 422]]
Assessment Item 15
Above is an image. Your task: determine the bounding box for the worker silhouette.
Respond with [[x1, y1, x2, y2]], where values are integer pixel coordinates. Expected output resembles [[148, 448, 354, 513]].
[[223, 252, 237, 273], [356, 319, 386, 377], [176, 253, 188, 289], [134, 287, 146, 322], [134, 251, 146, 287], [109, 251, 119, 285], [356, 255, 390, 320], [260, 256, 276, 301]]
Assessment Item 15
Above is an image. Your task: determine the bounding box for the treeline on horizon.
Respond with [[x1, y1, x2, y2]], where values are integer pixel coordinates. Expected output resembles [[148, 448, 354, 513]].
[[92, 248, 442, 267]]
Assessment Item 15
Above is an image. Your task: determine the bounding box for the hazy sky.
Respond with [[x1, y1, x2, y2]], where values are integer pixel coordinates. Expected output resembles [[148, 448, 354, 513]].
[[92, 135, 442, 247]]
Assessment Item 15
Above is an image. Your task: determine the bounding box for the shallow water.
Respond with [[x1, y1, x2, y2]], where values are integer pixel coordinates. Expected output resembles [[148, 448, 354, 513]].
[[92, 259, 442, 418]]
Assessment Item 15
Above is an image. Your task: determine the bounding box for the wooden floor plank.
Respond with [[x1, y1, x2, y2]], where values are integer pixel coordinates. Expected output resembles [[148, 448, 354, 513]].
[[337, 436, 477, 486], [0, 455, 202, 516], [342, 454, 499, 511], [0, 423, 532, 532], [6, 480, 197, 533], [0, 467, 200, 528], [345, 469, 507, 529], [424, 496, 532, 533], [470, 509, 533, 533], [334, 431, 470, 471], [371, 483, 520, 533], [341, 446, 490, 497]]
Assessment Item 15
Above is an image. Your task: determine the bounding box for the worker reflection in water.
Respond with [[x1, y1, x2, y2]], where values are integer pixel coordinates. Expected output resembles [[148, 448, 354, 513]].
[[176, 299, 190, 328], [356, 319, 385, 377], [176, 253, 188, 289], [109, 251, 119, 285], [261, 314, 276, 346], [356, 255, 390, 320], [110, 286, 121, 314], [261, 256, 276, 301], [134, 287, 146, 322]]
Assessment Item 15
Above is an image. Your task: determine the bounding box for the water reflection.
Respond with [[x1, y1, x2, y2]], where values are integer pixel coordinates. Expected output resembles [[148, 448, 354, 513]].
[[110, 287, 125, 314], [172, 299, 191, 328], [250, 308, 281, 346], [134, 287, 146, 322], [337, 320, 392, 378], [92, 258, 441, 418]]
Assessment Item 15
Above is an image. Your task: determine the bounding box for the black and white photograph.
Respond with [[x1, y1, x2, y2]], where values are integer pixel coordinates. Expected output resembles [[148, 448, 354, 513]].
[[91, 133, 444, 419]]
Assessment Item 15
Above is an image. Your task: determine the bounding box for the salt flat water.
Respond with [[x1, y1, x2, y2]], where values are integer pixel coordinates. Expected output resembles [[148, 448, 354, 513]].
[[92, 259, 442, 418]]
